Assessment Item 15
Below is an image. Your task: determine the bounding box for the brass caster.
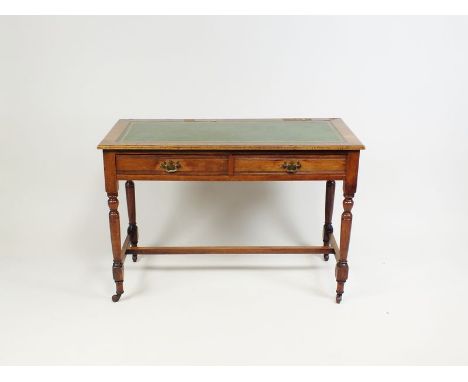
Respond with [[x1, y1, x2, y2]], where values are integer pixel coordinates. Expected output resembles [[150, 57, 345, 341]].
[[323, 254, 329, 261], [132, 254, 138, 262], [112, 294, 122, 302], [336, 294, 342, 304]]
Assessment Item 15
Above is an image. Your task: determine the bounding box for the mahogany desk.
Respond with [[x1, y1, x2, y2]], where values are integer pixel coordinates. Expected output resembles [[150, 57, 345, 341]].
[[98, 119, 365, 303]]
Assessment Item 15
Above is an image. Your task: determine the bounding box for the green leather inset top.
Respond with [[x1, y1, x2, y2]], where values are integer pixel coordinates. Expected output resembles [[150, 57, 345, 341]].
[[117, 120, 345, 144]]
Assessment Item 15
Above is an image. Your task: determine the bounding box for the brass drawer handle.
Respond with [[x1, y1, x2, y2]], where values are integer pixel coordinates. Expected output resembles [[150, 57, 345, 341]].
[[160, 160, 181, 173], [282, 161, 301, 173]]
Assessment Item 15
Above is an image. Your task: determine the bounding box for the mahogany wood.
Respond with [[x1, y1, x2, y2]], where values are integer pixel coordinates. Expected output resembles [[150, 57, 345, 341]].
[[335, 151, 360, 303], [329, 233, 340, 261], [125, 180, 139, 262], [117, 154, 229, 175], [108, 192, 124, 302], [234, 154, 346, 175], [126, 246, 335, 255], [121, 234, 130, 263], [100, 119, 364, 303], [117, 173, 345, 182], [115, 151, 348, 180], [322, 180, 335, 261], [98, 118, 365, 151]]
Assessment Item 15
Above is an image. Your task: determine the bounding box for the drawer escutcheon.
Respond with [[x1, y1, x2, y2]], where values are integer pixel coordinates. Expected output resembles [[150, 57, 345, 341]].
[[160, 160, 181, 173], [282, 161, 301, 173]]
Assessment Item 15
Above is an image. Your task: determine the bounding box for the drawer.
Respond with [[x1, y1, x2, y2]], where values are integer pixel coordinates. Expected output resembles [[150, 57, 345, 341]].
[[234, 155, 346, 175], [116, 154, 229, 175]]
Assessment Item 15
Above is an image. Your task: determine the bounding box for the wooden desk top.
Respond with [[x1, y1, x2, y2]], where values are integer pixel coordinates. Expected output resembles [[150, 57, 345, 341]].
[[98, 118, 364, 151]]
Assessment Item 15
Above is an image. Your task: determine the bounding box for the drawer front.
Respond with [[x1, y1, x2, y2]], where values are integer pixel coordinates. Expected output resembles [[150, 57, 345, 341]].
[[116, 155, 229, 175], [234, 155, 346, 175]]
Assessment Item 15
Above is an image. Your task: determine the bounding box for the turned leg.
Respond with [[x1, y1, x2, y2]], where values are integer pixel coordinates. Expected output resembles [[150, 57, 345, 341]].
[[108, 192, 124, 302], [323, 180, 335, 261], [335, 194, 353, 304], [125, 180, 139, 262], [335, 151, 360, 304]]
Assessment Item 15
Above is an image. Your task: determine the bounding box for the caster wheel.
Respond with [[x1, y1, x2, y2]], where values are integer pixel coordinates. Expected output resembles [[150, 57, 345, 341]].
[[112, 294, 121, 302], [132, 254, 138, 262], [336, 294, 342, 304], [323, 254, 329, 261]]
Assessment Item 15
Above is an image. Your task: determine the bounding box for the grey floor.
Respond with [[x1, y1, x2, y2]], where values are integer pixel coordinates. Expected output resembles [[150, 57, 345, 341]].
[[2, 181, 467, 365]]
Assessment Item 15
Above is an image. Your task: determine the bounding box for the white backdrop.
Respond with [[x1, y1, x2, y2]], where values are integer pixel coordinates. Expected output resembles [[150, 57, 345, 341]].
[[1, 16, 468, 365]]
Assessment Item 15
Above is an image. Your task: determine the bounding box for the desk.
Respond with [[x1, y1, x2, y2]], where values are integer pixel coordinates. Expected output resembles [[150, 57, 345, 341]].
[[98, 119, 365, 303]]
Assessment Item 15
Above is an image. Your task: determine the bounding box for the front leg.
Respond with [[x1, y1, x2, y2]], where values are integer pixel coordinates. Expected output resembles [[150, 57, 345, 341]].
[[108, 192, 124, 302], [335, 194, 353, 303], [335, 151, 359, 304]]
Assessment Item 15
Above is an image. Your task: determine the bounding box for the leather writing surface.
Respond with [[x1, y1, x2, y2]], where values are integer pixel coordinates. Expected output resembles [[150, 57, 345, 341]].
[[118, 120, 345, 145]]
